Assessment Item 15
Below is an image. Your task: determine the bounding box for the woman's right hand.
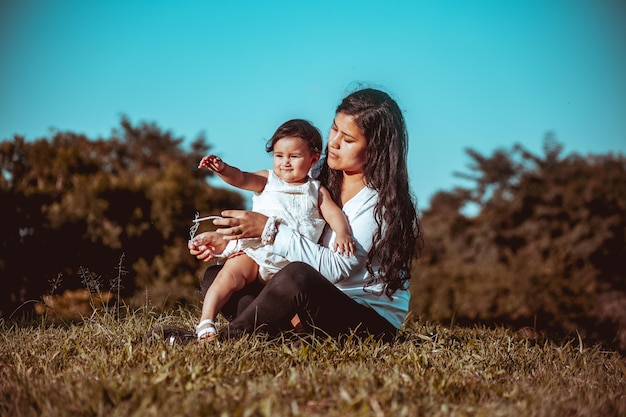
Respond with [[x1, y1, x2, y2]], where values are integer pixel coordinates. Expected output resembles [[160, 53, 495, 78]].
[[188, 231, 228, 263], [213, 210, 268, 241]]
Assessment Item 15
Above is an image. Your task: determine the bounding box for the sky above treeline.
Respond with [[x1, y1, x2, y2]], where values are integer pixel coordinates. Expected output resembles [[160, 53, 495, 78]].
[[1, 0, 625, 209]]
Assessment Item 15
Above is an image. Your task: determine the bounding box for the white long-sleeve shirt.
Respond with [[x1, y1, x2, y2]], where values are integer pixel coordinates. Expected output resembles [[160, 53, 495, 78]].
[[272, 185, 410, 329]]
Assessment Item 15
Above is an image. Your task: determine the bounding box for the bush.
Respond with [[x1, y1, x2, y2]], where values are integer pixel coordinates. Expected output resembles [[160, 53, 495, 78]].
[[411, 137, 626, 351], [0, 118, 243, 317]]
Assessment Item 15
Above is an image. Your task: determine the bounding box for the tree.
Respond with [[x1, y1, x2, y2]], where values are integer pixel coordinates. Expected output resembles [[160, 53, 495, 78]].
[[0, 118, 243, 318], [412, 135, 626, 351]]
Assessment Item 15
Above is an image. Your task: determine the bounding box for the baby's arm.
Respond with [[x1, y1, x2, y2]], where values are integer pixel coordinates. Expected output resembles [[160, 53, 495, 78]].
[[318, 186, 355, 256], [199, 155, 267, 193]]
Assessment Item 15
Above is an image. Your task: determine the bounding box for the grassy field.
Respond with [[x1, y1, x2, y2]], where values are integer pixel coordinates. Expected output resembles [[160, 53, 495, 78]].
[[1, 305, 625, 417]]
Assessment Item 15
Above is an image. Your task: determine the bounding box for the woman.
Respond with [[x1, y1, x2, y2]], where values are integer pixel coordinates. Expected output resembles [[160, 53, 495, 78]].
[[189, 88, 422, 342]]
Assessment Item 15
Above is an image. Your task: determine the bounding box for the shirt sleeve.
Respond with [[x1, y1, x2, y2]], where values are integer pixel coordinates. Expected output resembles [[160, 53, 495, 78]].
[[272, 189, 377, 283]]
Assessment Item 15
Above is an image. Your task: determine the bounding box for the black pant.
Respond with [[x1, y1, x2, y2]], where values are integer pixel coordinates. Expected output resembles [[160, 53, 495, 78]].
[[200, 261, 397, 342]]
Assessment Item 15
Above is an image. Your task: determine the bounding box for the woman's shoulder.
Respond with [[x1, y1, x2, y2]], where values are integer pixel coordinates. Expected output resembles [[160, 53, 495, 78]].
[[342, 186, 378, 219], [347, 186, 378, 206]]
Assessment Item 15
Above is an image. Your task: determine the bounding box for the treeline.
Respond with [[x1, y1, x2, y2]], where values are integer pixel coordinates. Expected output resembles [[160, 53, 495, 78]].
[[0, 118, 243, 317], [2, 123, 625, 351], [410, 135, 626, 351]]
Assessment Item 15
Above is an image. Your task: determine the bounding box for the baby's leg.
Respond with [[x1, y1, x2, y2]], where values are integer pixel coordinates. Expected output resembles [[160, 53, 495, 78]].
[[200, 253, 259, 325]]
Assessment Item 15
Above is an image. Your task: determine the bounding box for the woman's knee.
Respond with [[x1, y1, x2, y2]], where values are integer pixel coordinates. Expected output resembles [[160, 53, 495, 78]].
[[272, 262, 318, 286], [266, 262, 326, 300]]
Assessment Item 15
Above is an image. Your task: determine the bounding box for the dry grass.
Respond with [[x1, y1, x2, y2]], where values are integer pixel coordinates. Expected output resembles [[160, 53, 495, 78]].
[[1, 306, 625, 417]]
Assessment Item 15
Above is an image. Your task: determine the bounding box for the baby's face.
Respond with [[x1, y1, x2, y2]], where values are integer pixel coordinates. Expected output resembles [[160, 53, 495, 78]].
[[272, 136, 319, 185]]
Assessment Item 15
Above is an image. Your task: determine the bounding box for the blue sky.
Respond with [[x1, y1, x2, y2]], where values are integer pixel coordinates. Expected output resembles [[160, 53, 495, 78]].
[[1, 0, 625, 209]]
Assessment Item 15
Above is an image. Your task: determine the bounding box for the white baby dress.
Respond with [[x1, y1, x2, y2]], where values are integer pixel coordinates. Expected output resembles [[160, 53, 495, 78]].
[[221, 170, 326, 282]]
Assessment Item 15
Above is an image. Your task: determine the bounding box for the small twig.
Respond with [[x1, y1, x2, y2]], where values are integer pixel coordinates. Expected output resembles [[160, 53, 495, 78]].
[[193, 216, 224, 223], [190, 213, 224, 241], [189, 212, 201, 241], [188, 212, 229, 258]]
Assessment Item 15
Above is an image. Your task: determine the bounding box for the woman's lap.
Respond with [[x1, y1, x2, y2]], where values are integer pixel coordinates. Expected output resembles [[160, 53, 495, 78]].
[[201, 262, 396, 341]]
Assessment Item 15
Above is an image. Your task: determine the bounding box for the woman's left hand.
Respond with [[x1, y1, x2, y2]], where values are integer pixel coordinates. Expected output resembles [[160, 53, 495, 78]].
[[213, 210, 269, 241]]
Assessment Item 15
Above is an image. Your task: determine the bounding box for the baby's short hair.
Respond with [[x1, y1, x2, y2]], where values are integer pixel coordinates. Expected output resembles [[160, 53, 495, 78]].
[[265, 119, 322, 154]]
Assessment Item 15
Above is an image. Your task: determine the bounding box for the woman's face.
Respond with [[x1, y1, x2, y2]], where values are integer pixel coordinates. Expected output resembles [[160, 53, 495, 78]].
[[327, 112, 367, 175]]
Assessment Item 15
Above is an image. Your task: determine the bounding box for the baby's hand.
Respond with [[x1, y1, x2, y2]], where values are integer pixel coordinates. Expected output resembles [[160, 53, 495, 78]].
[[333, 235, 355, 257], [198, 155, 225, 172]]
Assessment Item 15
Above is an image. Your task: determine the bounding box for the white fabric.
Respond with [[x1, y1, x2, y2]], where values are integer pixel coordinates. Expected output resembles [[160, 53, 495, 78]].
[[272, 186, 409, 329], [224, 170, 326, 282]]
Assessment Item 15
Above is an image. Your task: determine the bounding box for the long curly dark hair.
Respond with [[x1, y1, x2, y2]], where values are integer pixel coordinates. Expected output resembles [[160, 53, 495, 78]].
[[318, 88, 423, 297]]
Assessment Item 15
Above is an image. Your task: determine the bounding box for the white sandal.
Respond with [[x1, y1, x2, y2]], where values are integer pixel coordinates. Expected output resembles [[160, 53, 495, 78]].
[[196, 319, 218, 340]]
